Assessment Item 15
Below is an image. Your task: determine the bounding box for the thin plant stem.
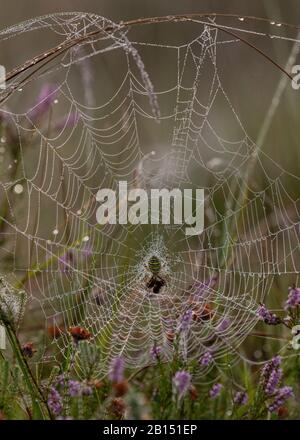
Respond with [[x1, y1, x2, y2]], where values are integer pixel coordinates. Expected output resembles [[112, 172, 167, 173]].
[[1, 13, 295, 106], [4, 323, 53, 419]]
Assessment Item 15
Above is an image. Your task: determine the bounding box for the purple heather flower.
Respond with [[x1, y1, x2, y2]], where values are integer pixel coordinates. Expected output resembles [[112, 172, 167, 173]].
[[216, 318, 230, 332], [68, 380, 82, 397], [150, 345, 162, 360], [55, 112, 80, 131], [268, 386, 294, 413], [80, 244, 93, 259], [48, 387, 63, 416], [179, 309, 192, 332], [260, 356, 282, 394], [59, 245, 92, 272], [55, 374, 66, 387], [261, 356, 281, 380], [28, 84, 58, 121], [265, 367, 283, 395], [257, 304, 280, 325], [81, 385, 93, 396], [59, 250, 74, 272], [209, 383, 223, 399], [199, 351, 213, 366], [173, 371, 191, 399], [109, 356, 125, 383], [192, 276, 218, 300], [285, 286, 300, 309], [233, 391, 248, 406]]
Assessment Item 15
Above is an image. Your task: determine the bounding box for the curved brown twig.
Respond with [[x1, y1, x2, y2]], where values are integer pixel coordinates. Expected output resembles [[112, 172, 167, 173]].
[[0, 12, 297, 105]]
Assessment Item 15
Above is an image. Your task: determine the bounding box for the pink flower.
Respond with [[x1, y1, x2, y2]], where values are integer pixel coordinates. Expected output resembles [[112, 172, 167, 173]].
[[28, 84, 58, 121]]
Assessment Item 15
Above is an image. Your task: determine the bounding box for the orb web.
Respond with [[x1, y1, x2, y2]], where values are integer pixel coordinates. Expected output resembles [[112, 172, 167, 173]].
[[0, 13, 299, 379]]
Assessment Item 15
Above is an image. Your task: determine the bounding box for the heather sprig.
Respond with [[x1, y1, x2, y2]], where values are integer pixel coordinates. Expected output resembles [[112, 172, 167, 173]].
[[209, 383, 223, 399], [150, 344, 162, 361], [285, 286, 300, 310], [268, 386, 294, 413], [199, 350, 213, 366], [179, 309, 192, 333], [250, 355, 295, 418], [260, 356, 282, 392], [172, 371, 191, 400], [257, 304, 281, 325], [109, 356, 125, 383], [47, 387, 63, 417], [264, 367, 283, 395], [233, 391, 248, 406]]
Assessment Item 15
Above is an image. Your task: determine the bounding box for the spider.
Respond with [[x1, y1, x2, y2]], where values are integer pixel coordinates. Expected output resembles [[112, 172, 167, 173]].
[[145, 255, 166, 294]]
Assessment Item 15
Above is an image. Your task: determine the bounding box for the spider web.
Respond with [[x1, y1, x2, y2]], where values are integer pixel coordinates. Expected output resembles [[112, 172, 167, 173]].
[[0, 12, 299, 379]]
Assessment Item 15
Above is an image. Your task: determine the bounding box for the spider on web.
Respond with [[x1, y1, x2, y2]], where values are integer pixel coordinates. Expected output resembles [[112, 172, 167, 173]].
[[145, 255, 166, 294]]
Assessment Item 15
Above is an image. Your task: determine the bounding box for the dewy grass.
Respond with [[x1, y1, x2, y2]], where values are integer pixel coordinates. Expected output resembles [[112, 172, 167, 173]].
[[0, 284, 51, 418], [5, 325, 52, 419]]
